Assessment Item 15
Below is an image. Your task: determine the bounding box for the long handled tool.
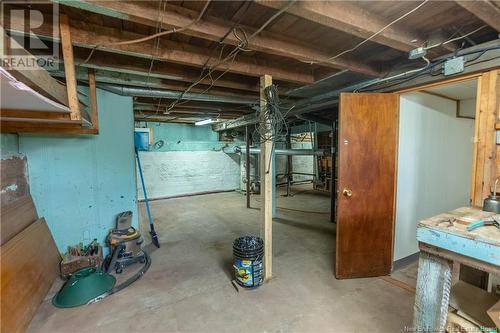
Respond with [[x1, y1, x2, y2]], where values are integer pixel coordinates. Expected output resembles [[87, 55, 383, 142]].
[[135, 147, 160, 248]]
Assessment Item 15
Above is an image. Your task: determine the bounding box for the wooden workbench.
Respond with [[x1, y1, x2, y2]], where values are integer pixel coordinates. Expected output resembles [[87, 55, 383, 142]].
[[413, 207, 500, 332]]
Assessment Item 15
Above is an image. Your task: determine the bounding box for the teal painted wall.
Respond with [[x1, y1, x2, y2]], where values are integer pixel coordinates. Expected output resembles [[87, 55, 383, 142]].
[[136, 122, 230, 151], [17, 88, 137, 252], [0, 134, 19, 155]]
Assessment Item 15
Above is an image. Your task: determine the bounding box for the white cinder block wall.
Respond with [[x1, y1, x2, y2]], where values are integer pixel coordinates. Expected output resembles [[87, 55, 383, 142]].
[[394, 92, 475, 261], [137, 151, 241, 200]]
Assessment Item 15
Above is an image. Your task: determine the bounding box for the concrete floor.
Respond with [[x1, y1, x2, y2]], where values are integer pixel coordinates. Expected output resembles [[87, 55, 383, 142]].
[[29, 186, 417, 332]]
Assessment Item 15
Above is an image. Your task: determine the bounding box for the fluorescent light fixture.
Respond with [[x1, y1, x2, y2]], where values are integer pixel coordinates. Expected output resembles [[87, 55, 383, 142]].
[[195, 118, 215, 126]]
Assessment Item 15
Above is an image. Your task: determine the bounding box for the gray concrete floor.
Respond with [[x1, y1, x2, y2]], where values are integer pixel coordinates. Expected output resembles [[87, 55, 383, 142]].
[[29, 185, 417, 332]]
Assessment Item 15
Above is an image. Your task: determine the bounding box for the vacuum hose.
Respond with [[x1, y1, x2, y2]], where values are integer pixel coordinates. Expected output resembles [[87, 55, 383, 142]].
[[88, 251, 152, 305]]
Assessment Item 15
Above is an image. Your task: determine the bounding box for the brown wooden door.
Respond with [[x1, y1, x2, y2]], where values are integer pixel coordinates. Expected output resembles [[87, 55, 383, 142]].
[[335, 93, 399, 279]]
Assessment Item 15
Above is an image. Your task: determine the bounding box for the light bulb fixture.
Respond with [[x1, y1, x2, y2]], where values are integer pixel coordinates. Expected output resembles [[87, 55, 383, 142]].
[[195, 118, 215, 126]]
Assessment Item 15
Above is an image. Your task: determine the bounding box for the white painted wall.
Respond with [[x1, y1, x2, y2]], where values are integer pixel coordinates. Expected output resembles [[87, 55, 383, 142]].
[[137, 151, 241, 200], [394, 92, 475, 261], [459, 98, 476, 118]]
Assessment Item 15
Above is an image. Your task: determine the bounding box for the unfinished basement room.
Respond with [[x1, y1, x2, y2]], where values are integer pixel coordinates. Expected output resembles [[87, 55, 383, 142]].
[[1, 1, 500, 332]]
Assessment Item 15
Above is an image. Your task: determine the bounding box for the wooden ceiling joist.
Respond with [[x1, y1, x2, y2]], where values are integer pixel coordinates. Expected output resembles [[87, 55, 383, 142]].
[[456, 1, 500, 32], [0, 109, 71, 120], [133, 99, 253, 112], [49, 67, 258, 99], [30, 48, 260, 93], [256, 0, 439, 53], [134, 106, 249, 116], [6, 13, 315, 84], [58, 0, 382, 77], [79, 54, 260, 93]]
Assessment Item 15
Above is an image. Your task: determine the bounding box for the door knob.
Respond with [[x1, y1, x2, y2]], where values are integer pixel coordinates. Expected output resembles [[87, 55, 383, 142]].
[[343, 188, 353, 197]]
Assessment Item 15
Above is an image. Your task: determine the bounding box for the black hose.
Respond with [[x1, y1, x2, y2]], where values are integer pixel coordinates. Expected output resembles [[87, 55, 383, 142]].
[[89, 251, 152, 304]]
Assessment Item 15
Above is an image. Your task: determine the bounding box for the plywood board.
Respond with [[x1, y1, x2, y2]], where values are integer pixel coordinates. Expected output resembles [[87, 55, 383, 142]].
[[0, 195, 38, 246], [0, 218, 60, 333]]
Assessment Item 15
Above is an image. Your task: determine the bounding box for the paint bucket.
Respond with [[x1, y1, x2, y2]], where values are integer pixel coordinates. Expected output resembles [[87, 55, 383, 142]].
[[233, 236, 264, 288]]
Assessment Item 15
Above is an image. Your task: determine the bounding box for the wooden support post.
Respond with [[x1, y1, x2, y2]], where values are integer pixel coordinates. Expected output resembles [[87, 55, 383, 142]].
[[286, 133, 292, 197], [260, 74, 273, 281], [87, 68, 99, 131], [59, 15, 80, 120], [471, 70, 499, 206], [246, 125, 251, 208], [413, 251, 453, 332]]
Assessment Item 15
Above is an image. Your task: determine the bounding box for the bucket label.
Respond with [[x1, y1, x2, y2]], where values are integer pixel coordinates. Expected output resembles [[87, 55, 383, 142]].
[[233, 259, 263, 287]]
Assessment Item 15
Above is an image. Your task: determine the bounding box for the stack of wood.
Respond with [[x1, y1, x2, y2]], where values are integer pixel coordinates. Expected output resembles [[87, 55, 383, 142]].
[[0, 154, 60, 333]]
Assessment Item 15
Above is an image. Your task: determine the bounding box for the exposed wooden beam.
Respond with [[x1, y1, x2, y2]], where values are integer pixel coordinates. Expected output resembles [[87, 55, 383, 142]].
[[6, 13, 315, 84], [57, 0, 382, 77], [87, 68, 99, 131], [0, 109, 70, 119], [135, 110, 242, 118], [35, 48, 261, 92], [133, 99, 253, 112], [456, 1, 500, 32], [0, 116, 90, 134], [59, 15, 80, 120], [256, 0, 431, 52], [260, 74, 273, 282], [49, 67, 258, 99], [135, 108, 247, 117], [134, 105, 249, 116]]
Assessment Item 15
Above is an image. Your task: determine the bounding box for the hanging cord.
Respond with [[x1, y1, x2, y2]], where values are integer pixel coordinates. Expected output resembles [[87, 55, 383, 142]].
[[254, 84, 295, 144], [163, 0, 297, 113], [302, 0, 429, 65], [424, 25, 487, 51], [354, 56, 430, 92], [80, 0, 212, 65]]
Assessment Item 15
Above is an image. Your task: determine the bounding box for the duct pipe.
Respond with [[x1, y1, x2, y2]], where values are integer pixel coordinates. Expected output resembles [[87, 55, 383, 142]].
[[98, 84, 257, 105], [223, 146, 327, 156]]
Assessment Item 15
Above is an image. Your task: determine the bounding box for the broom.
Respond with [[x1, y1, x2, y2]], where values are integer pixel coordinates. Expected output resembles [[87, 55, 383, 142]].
[[135, 147, 160, 248]]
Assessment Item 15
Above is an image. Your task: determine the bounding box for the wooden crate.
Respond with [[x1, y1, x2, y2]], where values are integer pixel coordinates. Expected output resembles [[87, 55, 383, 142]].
[[60, 246, 103, 277]]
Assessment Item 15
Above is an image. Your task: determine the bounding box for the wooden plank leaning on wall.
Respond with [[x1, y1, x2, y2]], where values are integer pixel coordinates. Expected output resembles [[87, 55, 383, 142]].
[[471, 69, 499, 206]]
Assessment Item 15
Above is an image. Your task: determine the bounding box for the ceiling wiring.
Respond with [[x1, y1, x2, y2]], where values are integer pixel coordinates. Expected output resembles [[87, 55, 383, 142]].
[[79, 0, 212, 66], [149, 1, 253, 115], [161, 0, 297, 114], [355, 45, 500, 92], [424, 25, 487, 51], [354, 56, 430, 92], [301, 0, 430, 65]]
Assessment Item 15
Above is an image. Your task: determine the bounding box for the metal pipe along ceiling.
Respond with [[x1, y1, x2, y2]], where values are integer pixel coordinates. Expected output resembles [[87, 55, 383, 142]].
[[97, 84, 257, 105], [223, 146, 327, 156]]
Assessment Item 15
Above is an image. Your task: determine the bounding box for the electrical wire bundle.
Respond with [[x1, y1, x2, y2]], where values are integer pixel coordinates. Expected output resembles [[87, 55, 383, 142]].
[[254, 84, 293, 144]]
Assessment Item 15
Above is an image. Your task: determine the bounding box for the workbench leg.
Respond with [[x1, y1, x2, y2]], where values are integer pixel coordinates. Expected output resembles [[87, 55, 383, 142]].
[[413, 251, 453, 332]]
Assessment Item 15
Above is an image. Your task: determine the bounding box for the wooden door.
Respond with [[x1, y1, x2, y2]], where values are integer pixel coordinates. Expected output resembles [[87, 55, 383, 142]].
[[335, 93, 399, 279]]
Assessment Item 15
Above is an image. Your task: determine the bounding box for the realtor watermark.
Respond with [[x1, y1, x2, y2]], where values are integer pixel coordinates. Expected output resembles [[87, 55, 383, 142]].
[[1, 1, 60, 71], [403, 325, 498, 332]]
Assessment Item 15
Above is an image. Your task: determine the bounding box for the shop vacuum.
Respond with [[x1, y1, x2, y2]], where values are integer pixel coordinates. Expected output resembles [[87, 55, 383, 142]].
[[103, 211, 151, 275]]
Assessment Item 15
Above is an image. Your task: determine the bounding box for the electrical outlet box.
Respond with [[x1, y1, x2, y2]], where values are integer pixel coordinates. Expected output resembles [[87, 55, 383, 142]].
[[444, 56, 464, 76]]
